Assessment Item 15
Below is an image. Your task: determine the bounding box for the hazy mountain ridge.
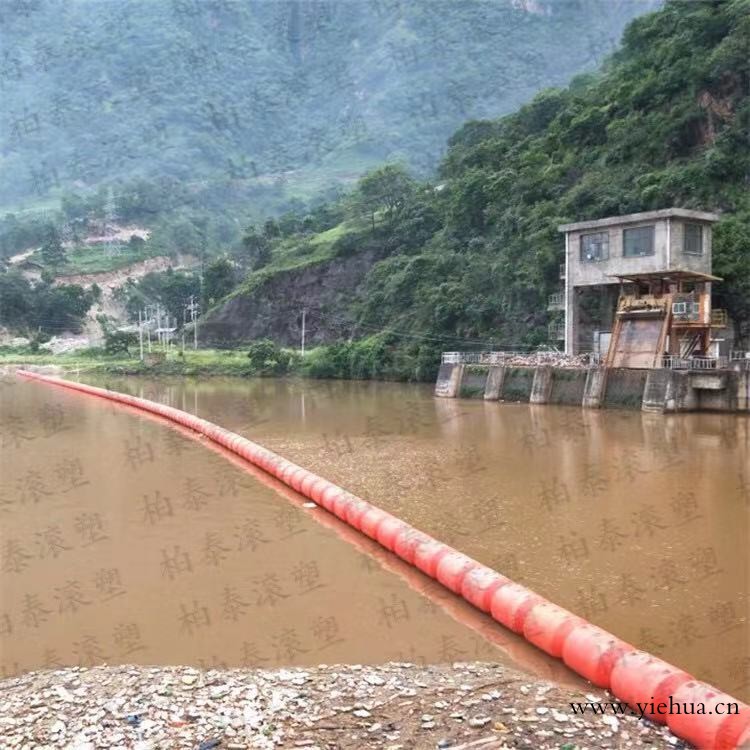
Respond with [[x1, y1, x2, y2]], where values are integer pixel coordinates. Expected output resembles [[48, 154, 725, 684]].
[[199, 0, 750, 374], [2, 0, 657, 211]]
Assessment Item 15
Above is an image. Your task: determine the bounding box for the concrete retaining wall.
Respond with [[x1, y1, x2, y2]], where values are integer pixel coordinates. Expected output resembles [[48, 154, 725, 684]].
[[435, 363, 464, 398], [458, 366, 489, 399], [530, 367, 553, 404], [437, 362, 749, 414], [501, 367, 535, 402], [603, 369, 649, 410], [483, 366, 505, 401], [549, 368, 588, 406]]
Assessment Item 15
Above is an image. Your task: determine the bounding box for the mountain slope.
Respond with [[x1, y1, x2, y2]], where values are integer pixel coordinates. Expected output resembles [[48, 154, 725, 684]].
[[1, 0, 656, 213], [202, 0, 750, 377]]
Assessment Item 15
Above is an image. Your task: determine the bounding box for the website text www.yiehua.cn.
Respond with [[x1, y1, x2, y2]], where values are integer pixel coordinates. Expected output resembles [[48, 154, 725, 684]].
[[570, 696, 739, 719]]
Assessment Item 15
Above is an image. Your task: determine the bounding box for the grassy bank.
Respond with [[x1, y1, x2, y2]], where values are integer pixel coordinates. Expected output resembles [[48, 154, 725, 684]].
[[0, 337, 441, 382], [0, 347, 260, 377]]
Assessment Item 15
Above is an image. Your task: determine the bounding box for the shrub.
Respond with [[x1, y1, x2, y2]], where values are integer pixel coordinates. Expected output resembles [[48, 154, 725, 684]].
[[104, 330, 138, 355], [246, 339, 296, 375]]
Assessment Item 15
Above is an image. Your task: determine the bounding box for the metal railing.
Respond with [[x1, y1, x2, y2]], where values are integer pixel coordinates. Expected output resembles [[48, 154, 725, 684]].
[[441, 350, 594, 368], [443, 350, 748, 370], [547, 291, 565, 311], [442, 351, 528, 365], [662, 355, 728, 370], [711, 309, 728, 327], [548, 321, 565, 340]]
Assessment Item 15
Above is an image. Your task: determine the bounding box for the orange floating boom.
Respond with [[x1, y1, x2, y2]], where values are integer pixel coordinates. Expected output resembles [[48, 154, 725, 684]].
[[15, 369, 750, 750]]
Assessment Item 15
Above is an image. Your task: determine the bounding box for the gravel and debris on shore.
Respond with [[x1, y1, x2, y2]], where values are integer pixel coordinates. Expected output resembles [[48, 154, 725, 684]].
[[0, 662, 691, 750]]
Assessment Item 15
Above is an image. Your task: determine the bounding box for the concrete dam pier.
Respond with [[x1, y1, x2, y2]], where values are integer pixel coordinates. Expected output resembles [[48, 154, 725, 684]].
[[435, 360, 750, 413]]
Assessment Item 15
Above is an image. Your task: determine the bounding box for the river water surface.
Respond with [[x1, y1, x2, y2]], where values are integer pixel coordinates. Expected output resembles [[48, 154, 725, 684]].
[[1, 374, 748, 702]]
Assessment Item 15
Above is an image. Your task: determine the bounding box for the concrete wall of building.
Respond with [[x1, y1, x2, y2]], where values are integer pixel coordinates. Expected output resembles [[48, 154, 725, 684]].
[[565, 218, 713, 289], [669, 220, 713, 274], [567, 219, 669, 288]]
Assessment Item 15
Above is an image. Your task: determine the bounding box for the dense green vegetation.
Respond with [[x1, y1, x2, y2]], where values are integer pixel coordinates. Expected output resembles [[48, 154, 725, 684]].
[[0, 271, 97, 337], [205, 0, 749, 380]]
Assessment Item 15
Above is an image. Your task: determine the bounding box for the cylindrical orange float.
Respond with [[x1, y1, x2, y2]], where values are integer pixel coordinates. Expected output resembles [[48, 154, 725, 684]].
[[358, 506, 392, 541], [393, 528, 433, 565], [376, 516, 410, 551], [412, 538, 451, 578], [343, 497, 373, 528], [435, 552, 478, 594], [561, 623, 632, 687], [489, 582, 542, 634], [668, 681, 748, 750], [460, 566, 509, 613], [609, 651, 694, 722], [523, 602, 583, 658]]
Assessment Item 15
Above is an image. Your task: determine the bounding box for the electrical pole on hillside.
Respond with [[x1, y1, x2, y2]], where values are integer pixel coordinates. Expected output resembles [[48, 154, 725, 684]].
[[186, 296, 199, 350], [145, 305, 153, 353], [138, 310, 144, 361], [300, 308, 307, 357]]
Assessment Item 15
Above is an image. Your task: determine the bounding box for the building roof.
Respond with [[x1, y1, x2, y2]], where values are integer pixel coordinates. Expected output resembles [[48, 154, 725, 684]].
[[608, 270, 723, 283], [557, 208, 720, 233]]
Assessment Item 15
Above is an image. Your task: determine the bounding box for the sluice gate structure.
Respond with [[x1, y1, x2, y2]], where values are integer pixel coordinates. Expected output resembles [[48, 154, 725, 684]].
[[438, 208, 750, 413]]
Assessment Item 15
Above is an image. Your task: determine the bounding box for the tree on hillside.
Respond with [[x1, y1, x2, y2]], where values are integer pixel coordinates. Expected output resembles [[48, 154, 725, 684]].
[[240, 226, 272, 270], [263, 218, 281, 239], [0, 271, 33, 329], [356, 165, 416, 230], [39, 225, 65, 267], [204, 257, 237, 305], [37, 284, 95, 333]]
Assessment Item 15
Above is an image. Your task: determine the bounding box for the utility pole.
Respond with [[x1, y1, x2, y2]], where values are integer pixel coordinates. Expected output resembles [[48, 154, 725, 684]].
[[138, 310, 144, 361], [147, 317, 152, 353], [301, 307, 307, 357], [182, 307, 186, 356], [156, 304, 163, 348], [186, 296, 199, 350]]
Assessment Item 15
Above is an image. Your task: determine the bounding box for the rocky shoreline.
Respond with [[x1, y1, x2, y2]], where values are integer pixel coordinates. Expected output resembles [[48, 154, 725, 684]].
[[0, 662, 690, 750]]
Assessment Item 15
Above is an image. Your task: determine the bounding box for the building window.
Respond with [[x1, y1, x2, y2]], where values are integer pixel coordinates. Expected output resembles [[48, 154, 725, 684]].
[[623, 225, 655, 257], [580, 232, 609, 262], [684, 223, 703, 255]]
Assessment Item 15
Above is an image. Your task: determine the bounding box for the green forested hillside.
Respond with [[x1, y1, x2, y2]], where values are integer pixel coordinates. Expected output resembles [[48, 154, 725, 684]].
[[202, 0, 750, 380], [1, 0, 654, 216]]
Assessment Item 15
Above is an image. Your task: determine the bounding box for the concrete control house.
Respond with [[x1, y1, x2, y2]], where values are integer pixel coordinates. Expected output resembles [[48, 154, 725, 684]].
[[554, 208, 725, 368]]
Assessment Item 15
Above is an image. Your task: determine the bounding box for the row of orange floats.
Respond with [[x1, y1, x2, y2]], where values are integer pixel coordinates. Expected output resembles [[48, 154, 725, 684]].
[[17, 369, 750, 749]]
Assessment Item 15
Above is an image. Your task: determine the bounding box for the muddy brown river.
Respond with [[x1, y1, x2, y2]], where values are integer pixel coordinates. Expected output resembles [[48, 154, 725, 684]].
[[1, 374, 748, 702]]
